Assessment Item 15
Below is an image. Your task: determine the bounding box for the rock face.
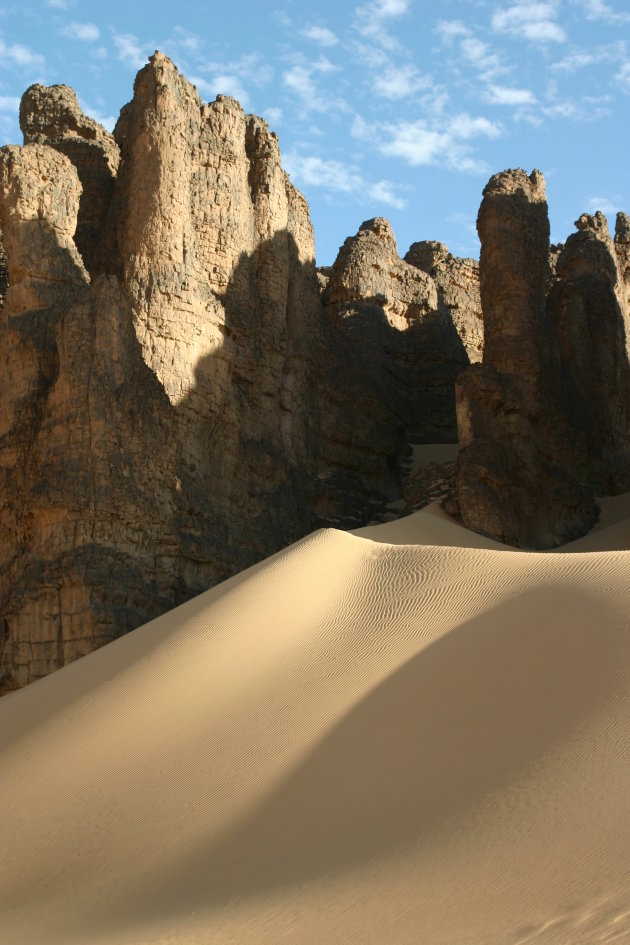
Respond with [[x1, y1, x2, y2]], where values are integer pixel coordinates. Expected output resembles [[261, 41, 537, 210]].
[[322, 218, 480, 442], [20, 84, 120, 276], [405, 240, 483, 364], [0, 53, 483, 693], [454, 170, 630, 548]]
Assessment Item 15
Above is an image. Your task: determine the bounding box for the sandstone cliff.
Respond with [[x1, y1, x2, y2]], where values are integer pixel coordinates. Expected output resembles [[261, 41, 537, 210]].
[[322, 218, 480, 443], [453, 170, 630, 548], [0, 53, 483, 692]]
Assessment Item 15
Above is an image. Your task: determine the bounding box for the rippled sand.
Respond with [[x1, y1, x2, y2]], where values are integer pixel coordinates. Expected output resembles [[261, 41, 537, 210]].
[[2, 496, 629, 945]]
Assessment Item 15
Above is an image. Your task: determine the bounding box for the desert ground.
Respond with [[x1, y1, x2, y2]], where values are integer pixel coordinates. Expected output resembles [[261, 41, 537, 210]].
[[2, 469, 629, 944]]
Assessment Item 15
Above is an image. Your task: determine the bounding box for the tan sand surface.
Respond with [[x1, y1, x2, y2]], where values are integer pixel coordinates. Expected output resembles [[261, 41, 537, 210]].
[[1, 497, 629, 945]]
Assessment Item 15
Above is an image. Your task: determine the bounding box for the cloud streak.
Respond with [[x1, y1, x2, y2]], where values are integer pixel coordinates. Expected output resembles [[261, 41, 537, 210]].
[[284, 149, 406, 209], [492, 3, 566, 43], [354, 112, 501, 173]]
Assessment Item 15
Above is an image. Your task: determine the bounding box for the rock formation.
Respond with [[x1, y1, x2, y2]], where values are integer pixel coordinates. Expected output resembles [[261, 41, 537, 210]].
[[454, 170, 630, 548], [322, 218, 480, 442], [20, 83, 120, 276], [0, 53, 483, 693]]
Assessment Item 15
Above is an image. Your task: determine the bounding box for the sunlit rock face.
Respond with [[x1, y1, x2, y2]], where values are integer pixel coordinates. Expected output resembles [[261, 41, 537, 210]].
[[1, 53, 482, 693], [454, 170, 630, 549]]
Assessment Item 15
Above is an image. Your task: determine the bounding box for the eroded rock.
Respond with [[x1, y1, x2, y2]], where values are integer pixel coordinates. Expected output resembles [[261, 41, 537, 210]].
[[454, 171, 629, 548], [322, 218, 475, 442], [20, 84, 119, 276]]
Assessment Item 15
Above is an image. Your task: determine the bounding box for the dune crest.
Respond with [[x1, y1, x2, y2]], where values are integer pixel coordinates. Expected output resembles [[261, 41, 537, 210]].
[[2, 502, 629, 944]]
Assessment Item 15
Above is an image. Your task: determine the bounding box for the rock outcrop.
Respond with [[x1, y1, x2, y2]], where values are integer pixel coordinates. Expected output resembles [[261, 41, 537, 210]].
[[404, 241, 483, 363], [1, 53, 483, 693], [453, 170, 630, 548], [20, 84, 120, 276], [322, 218, 480, 442]]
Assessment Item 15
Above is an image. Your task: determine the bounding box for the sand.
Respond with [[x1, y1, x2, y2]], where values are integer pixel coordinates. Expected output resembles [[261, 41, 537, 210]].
[[1, 491, 629, 945]]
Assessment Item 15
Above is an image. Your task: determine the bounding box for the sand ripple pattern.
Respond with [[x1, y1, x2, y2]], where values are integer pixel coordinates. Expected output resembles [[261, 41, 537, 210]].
[[1, 503, 629, 945]]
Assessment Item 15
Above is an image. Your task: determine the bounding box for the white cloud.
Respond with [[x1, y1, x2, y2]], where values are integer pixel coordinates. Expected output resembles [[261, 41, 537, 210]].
[[172, 27, 202, 53], [62, 22, 100, 42], [354, 0, 409, 50], [192, 74, 250, 109], [617, 62, 630, 93], [283, 57, 340, 112], [492, 3, 566, 43], [284, 152, 363, 192], [355, 112, 501, 172], [585, 195, 619, 216], [0, 38, 45, 69], [372, 63, 432, 99], [541, 86, 611, 120], [368, 179, 406, 209], [284, 148, 406, 211], [263, 107, 283, 126], [78, 97, 116, 131], [113, 33, 149, 70], [486, 84, 537, 105], [46, 0, 74, 8], [574, 0, 630, 23], [550, 42, 626, 72], [0, 95, 21, 112], [460, 37, 505, 79], [435, 20, 470, 43], [302, 26, 339, 46]]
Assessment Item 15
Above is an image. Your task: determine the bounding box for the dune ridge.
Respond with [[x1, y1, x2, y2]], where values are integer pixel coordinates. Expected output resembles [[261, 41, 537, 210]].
[[1, 500, 629, 945]]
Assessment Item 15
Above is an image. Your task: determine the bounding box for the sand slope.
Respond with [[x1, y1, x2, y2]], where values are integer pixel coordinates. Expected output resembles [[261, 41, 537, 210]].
[[1, 499, 630, 945]]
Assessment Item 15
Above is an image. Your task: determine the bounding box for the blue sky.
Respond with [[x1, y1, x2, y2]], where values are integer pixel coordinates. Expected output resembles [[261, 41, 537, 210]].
[[1, 0, 629, 264]]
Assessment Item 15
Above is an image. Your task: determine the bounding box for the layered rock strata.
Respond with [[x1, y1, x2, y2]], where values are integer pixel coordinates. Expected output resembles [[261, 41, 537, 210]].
[[454, 170, 630, 548], [0, 53, 484, 692]]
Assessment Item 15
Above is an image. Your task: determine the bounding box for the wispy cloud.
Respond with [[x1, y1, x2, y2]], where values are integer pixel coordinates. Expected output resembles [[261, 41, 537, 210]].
[[284, 148, 406, 210], [283, 56, 340, 112], [46, 0, 74, 8], [192, 74, 250, 108], [0, 37, 45, 69], [492, 2, 566, 43], [368, 178, 406, 209], [435, 19, 470, 43], [354, 0, 410, 51], [573, 0, 630, 23], [585, 194, 620, 216], [542, 81, 611, 119], [617, 61, 630, 93], [61, 22, 100, 42], [78, 97, 116, 131], [550, 42, 626, 72], [192, 52, 273, 108], [171, 26, 202, 53], [113, 33, 150, 70], [354, 112, 501, 173], [263, 106, 283, 127], [485, 84, 537, 106], [372, 63, 432, 99], [0, 94, 21, 112], [460, 37, 505, 79], [302, 25, 339, 47], [284, 152, 362, 192]]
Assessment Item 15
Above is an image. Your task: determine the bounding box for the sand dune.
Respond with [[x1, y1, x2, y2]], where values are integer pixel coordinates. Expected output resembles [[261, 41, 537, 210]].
[[1, 499, 629, 945]]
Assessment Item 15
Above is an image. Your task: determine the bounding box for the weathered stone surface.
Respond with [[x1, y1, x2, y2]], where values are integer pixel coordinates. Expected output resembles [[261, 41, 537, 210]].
[[1, 54, 415, 693], [20, 83, 120, 276], [453, 171, 630, 548], [614, 212, 630, 319], [548, 211, 630, 495], [322, 218, 473, 442], [405, 241, 483, 364]]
